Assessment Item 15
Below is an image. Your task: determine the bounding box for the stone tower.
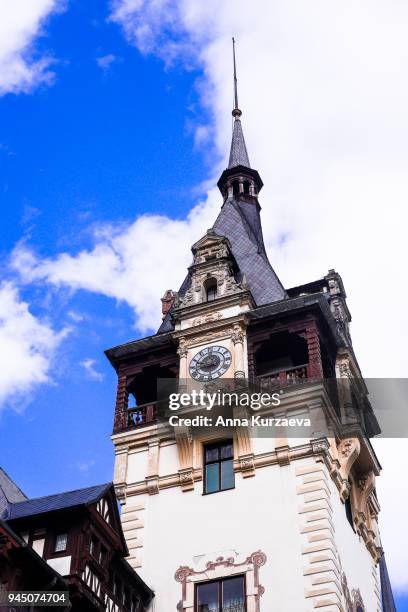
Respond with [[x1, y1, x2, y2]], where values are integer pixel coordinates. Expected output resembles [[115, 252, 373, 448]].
[[105, 43, 389, 612]]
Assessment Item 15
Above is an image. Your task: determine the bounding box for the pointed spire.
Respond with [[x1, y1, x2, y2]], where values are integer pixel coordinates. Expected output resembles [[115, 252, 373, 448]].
[[228, 38, 250, 169]]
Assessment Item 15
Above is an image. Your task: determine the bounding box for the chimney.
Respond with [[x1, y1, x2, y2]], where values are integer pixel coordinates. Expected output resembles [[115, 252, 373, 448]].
[[161, 290, 177, 319]]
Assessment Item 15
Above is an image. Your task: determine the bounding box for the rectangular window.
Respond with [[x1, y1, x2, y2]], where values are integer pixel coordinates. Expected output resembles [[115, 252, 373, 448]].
[[204, 440, 234, 494], [196, 576, 245, 612], [54, 533, 68, 552]]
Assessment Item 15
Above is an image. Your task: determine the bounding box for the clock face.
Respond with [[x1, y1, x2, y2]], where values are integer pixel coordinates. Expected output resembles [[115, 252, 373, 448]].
[[189, 345, 232, 381]]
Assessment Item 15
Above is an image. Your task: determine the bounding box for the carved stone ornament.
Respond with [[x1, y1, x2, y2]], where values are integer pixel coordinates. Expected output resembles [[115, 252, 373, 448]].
[[337, 437, 360, 482], [145, 476, 159, 496], [239, 454, 255, 475], [177, 338, 188, 359], [231, 324, 245, 345], [183, 326, 234, 347], [174, 550, 267, 612], [249, 551, 267, 567], [114, 483, 126, 503], [174, 566, 192, 583], [178, 468, 194, 492], [311, 438, 329, 455], [178, 234, 245, 309], [192, 312, 223, 326]]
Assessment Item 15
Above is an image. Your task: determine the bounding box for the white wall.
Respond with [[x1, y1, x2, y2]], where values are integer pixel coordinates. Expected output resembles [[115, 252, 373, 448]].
[[139, 463, 307, 611]]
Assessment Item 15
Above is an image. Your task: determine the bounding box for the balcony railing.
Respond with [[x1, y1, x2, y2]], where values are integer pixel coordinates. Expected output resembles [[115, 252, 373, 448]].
[[257, 364, 308, 391], [127, 402, 158, 428]]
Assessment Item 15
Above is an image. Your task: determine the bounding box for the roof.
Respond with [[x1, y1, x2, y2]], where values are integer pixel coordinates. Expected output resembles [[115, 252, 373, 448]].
[[0, 468, 27, 519], [158, 195, 287, 335], [5, 482, 111, 521], [106, 330, 173, 363], [213, 196, 286, 304], [228, 117, 250, 168]]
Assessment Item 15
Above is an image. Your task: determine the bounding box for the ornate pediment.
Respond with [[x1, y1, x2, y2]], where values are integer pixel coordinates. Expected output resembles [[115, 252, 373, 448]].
[[178, 231, 247, 309], [191, 231, 231, 265]]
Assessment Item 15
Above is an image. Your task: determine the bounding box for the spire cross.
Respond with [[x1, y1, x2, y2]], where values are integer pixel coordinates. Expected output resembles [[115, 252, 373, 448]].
[[232, 37, 242, 118]]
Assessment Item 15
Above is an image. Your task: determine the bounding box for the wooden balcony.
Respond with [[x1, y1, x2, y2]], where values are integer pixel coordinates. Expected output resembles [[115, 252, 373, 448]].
[[126, 402, 158, 429], [257, 364, 309, 391]]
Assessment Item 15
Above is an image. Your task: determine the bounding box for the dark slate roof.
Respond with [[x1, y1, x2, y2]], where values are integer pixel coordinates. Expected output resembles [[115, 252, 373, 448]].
[[6, 482, 111, 521], [379, 554, 396, 611], [157, 196, 286, 335], [0, 468, 27, 519], [106, 330, 173, 362], [228, 118, 250, 168], [212, 197, 287, 304]]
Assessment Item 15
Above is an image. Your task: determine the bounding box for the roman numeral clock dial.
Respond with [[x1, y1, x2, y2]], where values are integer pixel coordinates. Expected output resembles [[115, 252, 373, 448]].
[[189, 346, 232, 382]]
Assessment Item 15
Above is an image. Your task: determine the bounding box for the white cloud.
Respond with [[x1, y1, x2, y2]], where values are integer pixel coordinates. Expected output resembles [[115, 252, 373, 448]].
[[96, 53, 117, 70], [80, 358, 104, 382], [0, 282, 68, 411], [76, 459, 96, 472], [11, 201, 220, 332], [0, 0, 64, 96], [9, 0, 408, 590]]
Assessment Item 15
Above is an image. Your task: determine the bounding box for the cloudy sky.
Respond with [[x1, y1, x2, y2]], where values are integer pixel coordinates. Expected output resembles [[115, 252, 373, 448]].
[[1, 0, 407, 604]]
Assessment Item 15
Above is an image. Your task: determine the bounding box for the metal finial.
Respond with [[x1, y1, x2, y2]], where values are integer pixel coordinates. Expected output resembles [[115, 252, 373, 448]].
[[232, 37, 242, 118]]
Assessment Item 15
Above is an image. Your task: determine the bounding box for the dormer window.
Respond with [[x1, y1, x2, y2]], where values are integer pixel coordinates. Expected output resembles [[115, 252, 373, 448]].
[[205, 278, 217, 302]]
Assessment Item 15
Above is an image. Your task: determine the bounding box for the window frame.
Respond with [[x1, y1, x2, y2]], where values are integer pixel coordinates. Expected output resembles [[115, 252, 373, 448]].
[[194, 574, 246, 612], [203, 440, 235, 495], [54, 533, 68, 553], [204, 278, 217, 302]]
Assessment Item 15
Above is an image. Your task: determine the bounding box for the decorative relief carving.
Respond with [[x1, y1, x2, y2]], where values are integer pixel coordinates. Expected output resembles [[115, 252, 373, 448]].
[[145, 476, 159, 496], [114, 483, 126, 504], [174, 550, 267, 612], [177, 337, 188, 359], [178, 234, 246, 309], [337, 437, 360, 483], [178, 468, 194, 492], [249, 551, 267, 567], [192, 312, 223, 326], [231, 324, 245, 345], [239, 454, 255, 476], [174, 566, 192, 583], [311, 438, 330, 455], [183, 326, 234, 347]]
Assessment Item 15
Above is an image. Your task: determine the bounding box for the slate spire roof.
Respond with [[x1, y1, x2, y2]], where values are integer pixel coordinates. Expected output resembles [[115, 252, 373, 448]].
[[212, 198, 286, 305], [157, 39, 286, 334], [228, 117, 250, 169]]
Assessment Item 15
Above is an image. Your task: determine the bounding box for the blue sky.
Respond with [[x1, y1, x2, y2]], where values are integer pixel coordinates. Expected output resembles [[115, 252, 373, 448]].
[[1, 0, 408, 607], [1, 0, 206, 493]]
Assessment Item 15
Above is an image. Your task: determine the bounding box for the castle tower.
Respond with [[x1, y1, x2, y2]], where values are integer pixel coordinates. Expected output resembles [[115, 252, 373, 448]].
[[106, 41, 388, 612]]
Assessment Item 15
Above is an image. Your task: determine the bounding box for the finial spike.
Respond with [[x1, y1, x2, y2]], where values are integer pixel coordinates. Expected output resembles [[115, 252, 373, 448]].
[[232, 37, 241, 118]]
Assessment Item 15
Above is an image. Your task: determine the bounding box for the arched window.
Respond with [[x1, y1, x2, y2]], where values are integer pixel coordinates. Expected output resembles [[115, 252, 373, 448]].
[[232, 180, 240, 196], [205, 278, 217, 302], [243, 180, 250, 195]]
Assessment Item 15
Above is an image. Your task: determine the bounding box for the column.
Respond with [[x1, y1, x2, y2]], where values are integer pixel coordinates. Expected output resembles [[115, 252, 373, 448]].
[[232, 324, 245, 379]]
